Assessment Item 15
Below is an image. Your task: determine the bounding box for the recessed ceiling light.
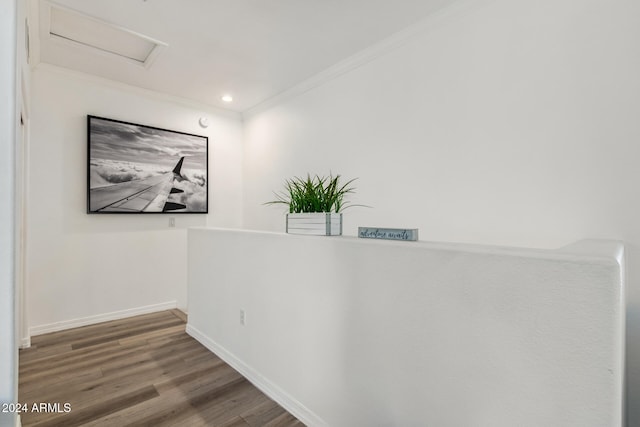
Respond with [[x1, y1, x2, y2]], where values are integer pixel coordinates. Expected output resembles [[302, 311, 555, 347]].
[[221, 95, 233, 103]]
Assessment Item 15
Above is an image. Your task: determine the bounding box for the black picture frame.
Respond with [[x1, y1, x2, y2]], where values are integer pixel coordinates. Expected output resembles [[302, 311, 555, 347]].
[[87, 115, 208, 214]]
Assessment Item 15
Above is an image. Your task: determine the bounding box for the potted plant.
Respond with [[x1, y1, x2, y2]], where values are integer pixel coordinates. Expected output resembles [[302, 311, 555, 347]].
[[265, 173, 359, 236]]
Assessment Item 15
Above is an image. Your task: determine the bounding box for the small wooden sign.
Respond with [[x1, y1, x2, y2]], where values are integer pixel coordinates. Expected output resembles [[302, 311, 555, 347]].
[[358, 227, 419, 241]]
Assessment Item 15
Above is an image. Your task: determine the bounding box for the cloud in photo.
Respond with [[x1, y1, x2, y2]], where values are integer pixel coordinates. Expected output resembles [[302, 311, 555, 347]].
[[89, 117, 207, 171], [90, 158, 169, 188], [172, 173, 207, 212], [90, 158, 207, 212], [183, 170, 207, 187]]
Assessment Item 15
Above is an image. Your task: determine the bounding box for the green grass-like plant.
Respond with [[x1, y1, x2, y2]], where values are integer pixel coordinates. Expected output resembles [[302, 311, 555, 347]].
[[265, 174, 359, 213]]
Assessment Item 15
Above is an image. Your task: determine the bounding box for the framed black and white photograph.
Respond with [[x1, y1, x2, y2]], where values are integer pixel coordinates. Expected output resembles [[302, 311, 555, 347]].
[[87, 115, 208, 213]]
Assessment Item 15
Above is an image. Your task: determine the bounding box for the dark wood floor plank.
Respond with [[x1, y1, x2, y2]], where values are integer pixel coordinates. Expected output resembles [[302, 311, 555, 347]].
[[117, 323, 186, 345], [20, 328, 195, 390], [70, 318, 185, 350], [21, 340, 118, 371], [263, 412, 306, 427], [240, 398, 291, 427], [23, 340, 213, 413], [19, 310, 304, 426], [82, 367, 246, 426], [183, 348, 226, 365], [22, 317, 184, 372], [189, 382, 275, 427], [170, 308, 188, 323], [22, 341, 216, 406], [151, 359, 228, 393], [30, 311, 177, 348], [19, 368, 104, 403], [20, 339, 137, 375], [21, 345, 150, 391], [136, 376, 251, 426], [30, 385, 159, 427], [18, 343, 74, 364], [219, 416, 252, 427]]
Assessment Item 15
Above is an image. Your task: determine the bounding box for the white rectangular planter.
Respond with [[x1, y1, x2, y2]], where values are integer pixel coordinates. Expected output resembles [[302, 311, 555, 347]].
[[286, 213, 342, 236]]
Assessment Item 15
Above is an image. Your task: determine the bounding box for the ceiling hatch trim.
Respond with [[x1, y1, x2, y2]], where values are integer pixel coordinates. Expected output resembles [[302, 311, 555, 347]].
[[44, 1, 167, 69]]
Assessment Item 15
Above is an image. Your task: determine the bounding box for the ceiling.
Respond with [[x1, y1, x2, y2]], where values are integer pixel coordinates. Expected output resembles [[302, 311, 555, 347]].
[[34, 0, 458, 113]]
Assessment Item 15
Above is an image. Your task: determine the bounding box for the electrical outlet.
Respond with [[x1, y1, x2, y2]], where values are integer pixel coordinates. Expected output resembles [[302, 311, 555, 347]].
[[239, 309, 246, 326], [169, 217, 175, 227]]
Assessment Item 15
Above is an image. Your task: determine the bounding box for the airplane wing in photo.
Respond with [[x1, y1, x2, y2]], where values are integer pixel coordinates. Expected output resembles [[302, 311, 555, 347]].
[[89, 157, 187, 212]]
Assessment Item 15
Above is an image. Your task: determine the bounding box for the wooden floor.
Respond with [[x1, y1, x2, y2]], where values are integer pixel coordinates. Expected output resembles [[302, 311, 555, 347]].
[[19, 310, 304, 427]]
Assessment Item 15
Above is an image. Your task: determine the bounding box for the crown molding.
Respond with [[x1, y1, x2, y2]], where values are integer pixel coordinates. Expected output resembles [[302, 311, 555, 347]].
[[242, 0, 488, 120], [33, 62, 243, 121]]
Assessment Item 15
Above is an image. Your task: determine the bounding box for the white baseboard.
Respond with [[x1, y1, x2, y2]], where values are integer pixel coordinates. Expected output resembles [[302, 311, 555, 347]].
[[186, 324, 327, 427], [20, 336, 30, 348], [29, 301, 177, 337]]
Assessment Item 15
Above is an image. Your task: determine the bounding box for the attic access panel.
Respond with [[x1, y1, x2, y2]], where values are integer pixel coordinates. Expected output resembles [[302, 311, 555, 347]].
[[48, 3, 165, 67]]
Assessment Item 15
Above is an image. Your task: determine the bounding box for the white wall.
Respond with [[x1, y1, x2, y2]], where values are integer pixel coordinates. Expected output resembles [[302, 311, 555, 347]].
[[242, 0, 640, 424], [26, 65, 243, 334], [188, 229, 624, 427], [0, 0, 17, 425]]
